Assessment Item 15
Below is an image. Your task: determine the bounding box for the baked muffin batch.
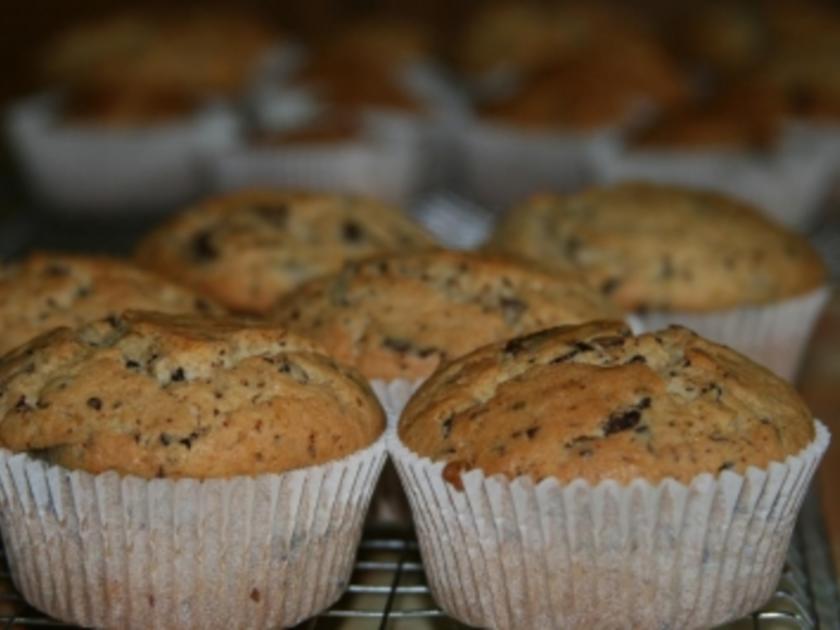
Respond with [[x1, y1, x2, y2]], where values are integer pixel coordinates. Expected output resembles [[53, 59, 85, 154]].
[[0, 182, 831, 628], [0, 1, 836, 628]]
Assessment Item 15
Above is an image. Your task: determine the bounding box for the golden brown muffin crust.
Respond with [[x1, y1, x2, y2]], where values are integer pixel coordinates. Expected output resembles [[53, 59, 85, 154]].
[[0, 253, 217, 356], [399, 321, 815, 485], [135, 189, 437, 315], [273, 250, 622, 381], [0, 311, 384, 479], [491, 182, 827, 312]]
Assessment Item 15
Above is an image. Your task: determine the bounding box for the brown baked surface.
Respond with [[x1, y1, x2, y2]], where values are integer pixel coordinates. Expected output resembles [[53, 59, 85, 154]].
[[272, 250, 622, 381], [490, 182, 827, 312], [0, 253, 217, 356], [399, 321, 815, 485], [135, 189, 437, 315], [0, 311, 384, 479]]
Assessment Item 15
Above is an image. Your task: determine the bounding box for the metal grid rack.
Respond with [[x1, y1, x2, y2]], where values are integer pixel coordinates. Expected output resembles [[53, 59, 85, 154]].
[[0, 492, 835, 629]]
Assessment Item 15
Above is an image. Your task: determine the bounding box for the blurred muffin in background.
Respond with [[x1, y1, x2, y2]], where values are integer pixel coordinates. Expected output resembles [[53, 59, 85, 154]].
[[135, 189, 437, 315], [481, 39, 687, 132], [458, 2, 652, 86], [674, 2, 768, 76], [43, 9, 279, 126], [0, 252, 217, 355]]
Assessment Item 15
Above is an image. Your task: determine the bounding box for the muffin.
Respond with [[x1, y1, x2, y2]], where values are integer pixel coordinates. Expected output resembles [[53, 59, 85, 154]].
[[491, 182, 829, 378], [135, 189, 437, 315], [0, 252, 217, 355], [461, 31, 687, 209], [0, 310, 386, 629], [391, 321, 829, 629], [272, 249, 622, 400]]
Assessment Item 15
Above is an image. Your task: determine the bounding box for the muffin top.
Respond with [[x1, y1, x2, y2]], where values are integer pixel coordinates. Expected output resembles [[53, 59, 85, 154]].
[[135, 189, 437, 315], [0, 253, 216, 356], [631, 99, 779, 151], [490, 182, 826, 312], [272, 250, 622, 381], [481, 40, 686, 131], [399, 321, 815, 485], [0, 311, 384, 479]]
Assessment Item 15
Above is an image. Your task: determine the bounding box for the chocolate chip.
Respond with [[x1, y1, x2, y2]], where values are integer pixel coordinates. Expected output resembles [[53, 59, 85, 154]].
[[600, 278, 621, 295], [252, 204, 288, 227], [499, 297, 528, 325], [125, 359, 141, 369], [503, 328, 557, 357], [191, 230, 218, 262], [171, 368, 185, 382], [250, 588, 261, 603], [341, 221, 364, 242], [603, 409, 641, 435], [86, 397, 102, 411], [44, 264, 70, 277], [383, 337, 412, 353], [525, 426, 539, 439]]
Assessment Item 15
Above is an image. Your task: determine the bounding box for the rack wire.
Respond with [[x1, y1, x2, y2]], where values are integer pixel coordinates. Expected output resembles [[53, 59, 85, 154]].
[[0, 491, 835, 629]]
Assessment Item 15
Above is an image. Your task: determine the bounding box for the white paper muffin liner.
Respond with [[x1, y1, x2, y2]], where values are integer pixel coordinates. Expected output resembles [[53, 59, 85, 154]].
[[368, 378, 425, 525], [389, 420, 829, 629], [0, 437, 386, 630], [5, 94, 240, 213], [207, 134, 421, 204], [459, 122, 622, 210], [634, 286, 831, 381], [592, 134, 838, 230]]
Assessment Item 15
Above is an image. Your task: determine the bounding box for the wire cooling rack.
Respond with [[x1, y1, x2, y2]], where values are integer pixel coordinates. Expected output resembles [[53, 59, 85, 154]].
[[0, 491, 835, 629]]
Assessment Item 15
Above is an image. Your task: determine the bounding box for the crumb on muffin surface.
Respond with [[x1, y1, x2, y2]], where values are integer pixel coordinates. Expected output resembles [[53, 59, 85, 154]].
[[0, 310, 384, 479], [399, 320, 814, 485]]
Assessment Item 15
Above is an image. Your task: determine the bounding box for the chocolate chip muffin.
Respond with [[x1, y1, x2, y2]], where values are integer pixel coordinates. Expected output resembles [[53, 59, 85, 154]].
[[391, 320, 827, 630], [135, 189, 437, 315], [399, 320, 814, 484], [273, 250, 622, 381], [491, 182, 827, 312], [0, 252, 216, 355], [0, 310, 384, 478]]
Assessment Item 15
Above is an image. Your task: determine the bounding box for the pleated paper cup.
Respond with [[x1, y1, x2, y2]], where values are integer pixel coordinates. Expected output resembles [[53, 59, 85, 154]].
[[634, 286, 831, 382], [459, 121, 620, 211], [367, 378, 425, 525], [207, 135, 421, 204], [0, 437, 386, 630], [5, 93, 240, 213], [390, 421, 829, 630]]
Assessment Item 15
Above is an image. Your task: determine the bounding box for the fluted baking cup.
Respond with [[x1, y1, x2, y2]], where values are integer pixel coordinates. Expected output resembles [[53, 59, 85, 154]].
[[389, 421, 829, 630], [5, 94, 240, 212], [368, 378, 424, 526], [592, 136, 838, 230], [459, 122, 621, 210], [635, 286, 831, 381], [0, 437, 386, 630]]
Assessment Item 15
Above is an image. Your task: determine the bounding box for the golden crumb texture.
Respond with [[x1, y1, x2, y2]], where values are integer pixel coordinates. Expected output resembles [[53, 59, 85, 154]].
[[136, 189, 437, 315], [0, 311, 384, 479], [273, 250, 622, 381], [400, 320, 814, 485]]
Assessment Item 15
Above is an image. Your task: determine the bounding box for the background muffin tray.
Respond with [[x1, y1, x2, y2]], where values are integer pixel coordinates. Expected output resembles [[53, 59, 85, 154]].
[[0, 192, 837, 628]]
